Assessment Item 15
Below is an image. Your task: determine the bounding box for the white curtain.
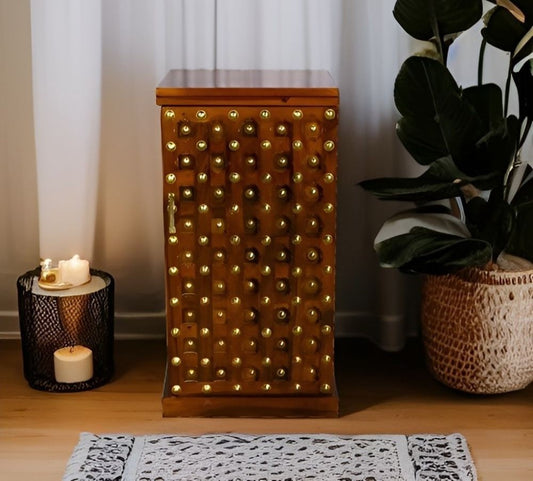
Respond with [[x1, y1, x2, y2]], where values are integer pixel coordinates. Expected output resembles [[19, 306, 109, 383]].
[[4, 0, 481, 348]]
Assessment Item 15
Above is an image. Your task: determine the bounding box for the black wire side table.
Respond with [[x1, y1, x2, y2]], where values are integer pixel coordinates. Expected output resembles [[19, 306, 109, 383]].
[[17, 268, 114, 392]]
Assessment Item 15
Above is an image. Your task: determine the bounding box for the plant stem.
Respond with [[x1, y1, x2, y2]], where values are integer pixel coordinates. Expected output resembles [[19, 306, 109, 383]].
[[504, 55, 513, 116], [428, 0, 447, 64], [477, 39, 487, 86]]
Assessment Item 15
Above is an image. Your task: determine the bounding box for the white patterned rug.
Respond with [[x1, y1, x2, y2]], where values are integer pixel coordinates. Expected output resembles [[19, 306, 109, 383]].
[[63, 432, 477, 481]]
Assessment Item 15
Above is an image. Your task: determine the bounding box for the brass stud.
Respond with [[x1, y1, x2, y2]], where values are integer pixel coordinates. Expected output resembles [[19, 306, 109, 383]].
[[261, 235, 272, 246], [324, 265, 334, 275], [183, 280, 194, 293], [245, 218, 258, 232], [277, 186, 290, 200], [229, 172, 241, 183], [196, 109, 207, 120], [180, 156, 193, 169], [245, 249, 258, 263], [245, 279, 258, 292], [324, 173, 335, 183], [247, 339, 257, 351], [231, 296, 241, 306], [262, 203, 271, 213], [200, 296, 210, 305], [171, 385, 181, 395], [261, 140, 271, 150], [244, 187, 257, 200], [202, 384, 212, 394], [183, 219, 193, 230], [276, 156, 289, 169], [164, 110, 175, 119], [185, 339, 196, 350], [304, 338, 318, 352], [292, 109, 303, 120], [306, 248, 320, 262], [261, 327, 272, 338], [323, 203, 334, 214], [275, 279, 289, 293], [320, 383, 332, 394], [212, 123, 223, 134], [306, 308, 319, 323], [200, 357, 210, 367], [276, 249, 289, 262], [214, 250, 225, 262], [293, 356, 302, 364], [171, 356, 181, 366], [276, 368, 286, 378], [261, 296, 271, 305], [217, 339, 226, 348], [182, 187, 194, 199], [231, 265, 241, 275], [261, 265, 272, 276], [262, 357, 272, 367], [243, 122, 256, 135], [321, 324, 333, 335], [291, 267, 302, 277], [323, 234, 334, 245], [187, 368, 198, 378], [213, 218, 225, 232], [305, 186, 320, 201], [213, 187, 225, 200], [170, 297, 179, 307], [292, 325, 303, 336], [233, 384, 242, 392], [245, 155, 257, 167], [276, 217, 289, 231], [276, 124, 287, 135], [231, 204, 240, 214], [170, 327, 180, 337], [293, 172, 303, 183], [199, 265, 210, 275], [168, 266, 179, 276], [324, 109, 336, 120], [212, 155, 224, 168], [228, 109, 239, 120], [196, 140, 208, 151], [229, 140, 240, 151], [308, 367, 317, 378], [166, 141, 176, 152], [197, 172, 208, 183], [232, 357, 241, 368], [260, 109, 271, 119], [294, 383, 302, 392], [166, 173, 176, 184], [307, 155, 320, 168], [200, 328, 210, 337], [262, 383, 272, 392], [276, 308, 289, 322], [323, 140, 335, 152], [292, 203, 303, 214], [184, 310, 196, 321], [322, 295, 333, 305], [180, 124, 191, 136], [214, 280, 226, 293], [305, 278, 321, 294], [168, 235, 178, 245], [244, 308, 257, 322], [292, 296, 302, 306], [292, 140, 303, 150], [216, 368, 226, 378], [183, 251, 194, 262], [231, 328, 241, 337], [322, 354, 332, 364], [230, 235, 240, 246], [276, 339, 288, 350], [308, 123, 319, 133], [198, 235, 209, 246], [292, 235, 302, 245], [261, 173, 272, 183]]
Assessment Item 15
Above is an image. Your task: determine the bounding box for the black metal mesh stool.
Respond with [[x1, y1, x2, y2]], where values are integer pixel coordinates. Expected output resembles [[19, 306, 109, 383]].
[[17, 267, 114, 392]]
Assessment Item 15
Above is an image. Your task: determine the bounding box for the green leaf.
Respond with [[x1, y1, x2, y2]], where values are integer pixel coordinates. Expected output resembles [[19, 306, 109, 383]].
[[375, 227, 492, 274], [511, 173, 533, 206], [506, 201, 533, 262], [393, 0, 482, 41], [512, 60, 533, 122], [462, 84, 503, 131], [394, 56, 484, 167], [359, 157, 496, 201], [482, 6, 528, 52]]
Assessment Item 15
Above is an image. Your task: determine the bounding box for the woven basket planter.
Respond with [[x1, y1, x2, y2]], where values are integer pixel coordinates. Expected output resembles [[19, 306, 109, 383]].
[[421, 267, 533, 394]]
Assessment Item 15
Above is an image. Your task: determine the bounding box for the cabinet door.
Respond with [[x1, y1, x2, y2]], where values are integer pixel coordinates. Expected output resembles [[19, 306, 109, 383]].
[[161, 105, 338, 397]]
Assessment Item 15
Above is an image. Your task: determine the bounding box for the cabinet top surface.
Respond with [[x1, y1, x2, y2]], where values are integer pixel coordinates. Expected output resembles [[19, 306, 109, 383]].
[[156, 70, 338, 103]]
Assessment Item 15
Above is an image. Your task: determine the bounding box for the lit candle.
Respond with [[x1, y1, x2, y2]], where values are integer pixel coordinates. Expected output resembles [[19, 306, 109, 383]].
[[58, 255, 90, 287], [53, 345, 93, 383]]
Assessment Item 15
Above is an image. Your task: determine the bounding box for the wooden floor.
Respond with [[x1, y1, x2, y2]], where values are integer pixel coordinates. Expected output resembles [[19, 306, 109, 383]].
[[1, 338, 531, 480]]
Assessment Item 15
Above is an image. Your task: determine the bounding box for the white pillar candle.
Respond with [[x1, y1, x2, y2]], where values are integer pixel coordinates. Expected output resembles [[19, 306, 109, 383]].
[[53, 345, 93, 383], [58, 255, 90, 287]]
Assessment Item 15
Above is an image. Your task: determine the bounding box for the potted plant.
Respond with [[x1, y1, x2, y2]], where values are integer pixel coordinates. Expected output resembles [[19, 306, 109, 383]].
[[360, 0, 533, 394]]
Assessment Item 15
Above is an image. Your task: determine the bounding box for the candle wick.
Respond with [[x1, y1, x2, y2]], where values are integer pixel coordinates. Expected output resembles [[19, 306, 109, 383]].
[[69, 346, 75, 353]]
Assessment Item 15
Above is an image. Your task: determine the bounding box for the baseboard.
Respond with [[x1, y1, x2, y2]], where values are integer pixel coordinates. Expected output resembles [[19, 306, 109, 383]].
[[0, 310, 417, 348]]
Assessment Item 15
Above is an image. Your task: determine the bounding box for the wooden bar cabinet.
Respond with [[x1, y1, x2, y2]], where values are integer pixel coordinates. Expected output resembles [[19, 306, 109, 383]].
[[156, 70, 339, 417]]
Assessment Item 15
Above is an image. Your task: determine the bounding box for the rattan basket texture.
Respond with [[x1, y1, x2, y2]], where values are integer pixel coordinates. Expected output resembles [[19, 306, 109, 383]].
[[421, 267, 533, 394]]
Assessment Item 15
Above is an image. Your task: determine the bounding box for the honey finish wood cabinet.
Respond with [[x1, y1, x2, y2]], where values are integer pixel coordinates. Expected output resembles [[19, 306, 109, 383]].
[[156, 70, 339, 416]]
